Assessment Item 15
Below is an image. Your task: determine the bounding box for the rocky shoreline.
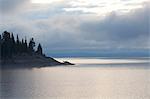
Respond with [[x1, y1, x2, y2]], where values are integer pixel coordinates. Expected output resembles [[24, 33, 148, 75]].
[[0, 54, 74, 69], [0, 31, 74, 69]]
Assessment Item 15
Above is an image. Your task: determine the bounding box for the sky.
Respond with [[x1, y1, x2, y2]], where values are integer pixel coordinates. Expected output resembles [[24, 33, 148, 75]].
[[0, 0, 150, 57]]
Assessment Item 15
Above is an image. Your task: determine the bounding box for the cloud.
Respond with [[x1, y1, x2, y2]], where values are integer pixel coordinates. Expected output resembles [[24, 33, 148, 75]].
[[31, 0, 64, 4], [79, 5, 149, 49], [0, 0, 149, 54], [0, 0, 30, 13], [64, 0, 148, 15]]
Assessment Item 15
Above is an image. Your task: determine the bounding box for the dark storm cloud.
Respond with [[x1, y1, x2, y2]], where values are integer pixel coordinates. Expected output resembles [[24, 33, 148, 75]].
[[79, 5, 149, 48]]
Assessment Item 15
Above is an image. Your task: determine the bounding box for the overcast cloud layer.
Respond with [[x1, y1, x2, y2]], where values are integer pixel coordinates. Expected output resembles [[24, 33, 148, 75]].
[[0, 0, 149, 55]]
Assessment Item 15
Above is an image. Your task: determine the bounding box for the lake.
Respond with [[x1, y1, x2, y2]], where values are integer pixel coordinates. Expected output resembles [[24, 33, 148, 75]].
[[1, 57, 150, 99]]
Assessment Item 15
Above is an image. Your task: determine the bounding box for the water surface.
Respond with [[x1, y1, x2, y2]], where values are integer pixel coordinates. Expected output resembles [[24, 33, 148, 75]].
[[1, 58, 150, 99]]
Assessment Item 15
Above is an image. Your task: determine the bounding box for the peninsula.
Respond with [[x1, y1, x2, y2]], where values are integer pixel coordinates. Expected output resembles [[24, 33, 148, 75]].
[[0, 31, 74, 69]]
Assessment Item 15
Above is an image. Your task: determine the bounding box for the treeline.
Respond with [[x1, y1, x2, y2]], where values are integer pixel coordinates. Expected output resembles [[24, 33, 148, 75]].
[[0, 31, 43, 59]]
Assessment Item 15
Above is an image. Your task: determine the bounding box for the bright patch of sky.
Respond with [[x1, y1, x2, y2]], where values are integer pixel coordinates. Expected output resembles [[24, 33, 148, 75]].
[[63, 0, 148, 15], [31, 0, 149, 16], [31, 0, 63, 4]]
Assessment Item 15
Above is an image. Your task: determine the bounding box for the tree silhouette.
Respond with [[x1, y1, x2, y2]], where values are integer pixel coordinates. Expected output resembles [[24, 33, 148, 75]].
[[28, 38, 35, 54], [16, 34, 20, 54], [11, 33, 16, 54], [1, 31, 12, 58], [36, 43, 43, 55], [24, 37, 28, 52], [0, 31, 44, 59]]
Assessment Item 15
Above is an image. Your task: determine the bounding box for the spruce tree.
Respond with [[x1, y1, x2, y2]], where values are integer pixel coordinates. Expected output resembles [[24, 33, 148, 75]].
[[16, 34, 20, 53], [29, 38, 35, 54], [11, 33, 16, 54], [24, 37, 28, 53], [36, 43, 43, 55], [1, 31, 12, 58], [1, 31, 45, 59]]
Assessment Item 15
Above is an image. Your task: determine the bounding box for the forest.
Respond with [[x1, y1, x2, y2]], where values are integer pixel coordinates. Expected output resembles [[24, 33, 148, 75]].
[[0, 31, 43, 60]]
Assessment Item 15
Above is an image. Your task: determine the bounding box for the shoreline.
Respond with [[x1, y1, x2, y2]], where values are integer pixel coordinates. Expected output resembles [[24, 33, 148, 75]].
[[0, 54, 74, 69]]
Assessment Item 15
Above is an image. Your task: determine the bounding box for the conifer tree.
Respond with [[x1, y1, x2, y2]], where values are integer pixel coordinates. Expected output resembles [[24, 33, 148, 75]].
[[36, 43, 43, 55], [29, 38, 35, 54], [16, 34, 20, 53], [24, 37, 28, 52], [0, 31, 44, 59], [11, 33, 15, 44], [11, 33, 16, 54], [21, 39, 24, 53], [1, 31, 12, 58]]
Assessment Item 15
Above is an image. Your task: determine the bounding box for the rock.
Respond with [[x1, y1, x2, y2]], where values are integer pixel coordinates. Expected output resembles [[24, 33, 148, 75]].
[[62, 61, 75, 65], [1, 54, 74, 69]]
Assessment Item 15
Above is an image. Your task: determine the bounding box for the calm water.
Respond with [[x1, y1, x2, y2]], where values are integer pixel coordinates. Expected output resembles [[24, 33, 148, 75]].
[[1, 58, 150, 99]]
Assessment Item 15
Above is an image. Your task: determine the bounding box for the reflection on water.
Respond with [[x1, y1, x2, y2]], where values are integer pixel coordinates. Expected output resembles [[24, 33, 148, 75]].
[[56, 57, 150, 65], [1, 58, 150, 99]]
